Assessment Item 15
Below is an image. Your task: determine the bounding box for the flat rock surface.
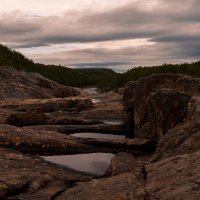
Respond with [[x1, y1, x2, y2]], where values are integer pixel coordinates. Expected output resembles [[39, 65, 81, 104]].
[[0, 96, 92, 112], [0, 147, 92, 200], [79, 90, 123, 120], [57, 159, 146, 200], [0, 124, 155, 155]]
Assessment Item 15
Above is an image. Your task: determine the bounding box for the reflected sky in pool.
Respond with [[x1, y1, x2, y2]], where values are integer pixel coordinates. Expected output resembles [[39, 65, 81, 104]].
[[71, 132, 125, 140], [42, 153, 114, 175]]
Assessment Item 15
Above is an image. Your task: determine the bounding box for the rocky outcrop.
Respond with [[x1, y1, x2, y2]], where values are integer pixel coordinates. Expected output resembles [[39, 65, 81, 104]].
[[122, 73, 200, 199], [0, 96, 92, 112], [0, 66, 85, 99], [57, 158, 146, 200], [4, 109, 102, 127], [0, 124, 154, 155], [25, 124, 126, 135], [105, 152, 136, 176], [146, 150, 200, 200], [80, 90, 124, 120], [2, 70, 200, 199], [123, 73, 200, 139], [0, 147, 92, 200]]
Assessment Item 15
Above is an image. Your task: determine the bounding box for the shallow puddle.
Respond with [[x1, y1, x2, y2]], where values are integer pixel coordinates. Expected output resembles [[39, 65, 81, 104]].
[[42, 153, 114, 175], [83, 87, 99, 95], [92, 98, 101, 104], [102, 120, 124, 125], [71, 132, 125, 140]]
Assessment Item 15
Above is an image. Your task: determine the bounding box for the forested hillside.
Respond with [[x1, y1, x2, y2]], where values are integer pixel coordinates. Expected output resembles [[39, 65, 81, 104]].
[[1, 44, 200, 91], [0, 44, 117, 89]]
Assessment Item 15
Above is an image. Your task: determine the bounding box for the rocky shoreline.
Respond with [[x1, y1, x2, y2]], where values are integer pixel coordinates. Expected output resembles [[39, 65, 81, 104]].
[[0, 68, 199, 199]]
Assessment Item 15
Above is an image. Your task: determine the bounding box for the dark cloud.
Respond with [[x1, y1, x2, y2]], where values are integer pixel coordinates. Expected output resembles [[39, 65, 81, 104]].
[[151, 34, 200, 43], [0, 0, 200, 70], [71, 61, 133, 67]]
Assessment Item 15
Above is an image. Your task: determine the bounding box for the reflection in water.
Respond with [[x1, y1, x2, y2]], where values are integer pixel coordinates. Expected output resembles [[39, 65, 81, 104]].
[[102, 120, 124, 125], [71, 132, 125, 140], [42, 153, 114, 175], [92, 98, 101, 104], [83, 87, 99, 95]]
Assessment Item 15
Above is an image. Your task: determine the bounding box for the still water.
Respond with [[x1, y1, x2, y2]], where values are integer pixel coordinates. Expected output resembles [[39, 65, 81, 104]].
[[71, 132, 125, 140], [92, 98, 101, 104], [102, 120, 124, 125], [42, 153, 114, 175]]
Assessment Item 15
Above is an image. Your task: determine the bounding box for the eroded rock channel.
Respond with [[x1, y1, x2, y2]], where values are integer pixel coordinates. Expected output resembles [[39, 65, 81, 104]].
[[0, 68, 199, 199]]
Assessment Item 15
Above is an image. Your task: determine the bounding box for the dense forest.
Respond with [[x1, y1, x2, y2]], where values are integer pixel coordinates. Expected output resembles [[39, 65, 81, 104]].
[[0, 44, 117, 90], [0, 44, 200, 91]]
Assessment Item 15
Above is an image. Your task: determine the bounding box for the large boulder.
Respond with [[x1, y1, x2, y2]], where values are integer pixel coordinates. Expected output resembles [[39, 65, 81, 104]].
[[0, 66, 85, 99], [122, 73, 200, 199], [123, 73, 200, 139]]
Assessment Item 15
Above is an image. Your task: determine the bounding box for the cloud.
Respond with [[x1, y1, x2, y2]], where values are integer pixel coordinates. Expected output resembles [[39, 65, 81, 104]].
[[0, 0, 200, 70]]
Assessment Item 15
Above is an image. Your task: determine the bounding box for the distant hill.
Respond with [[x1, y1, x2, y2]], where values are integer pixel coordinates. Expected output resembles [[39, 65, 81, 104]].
[[1, 44, 200, 91], [0, 44, 117, 90], [124, 61, 200, 82]]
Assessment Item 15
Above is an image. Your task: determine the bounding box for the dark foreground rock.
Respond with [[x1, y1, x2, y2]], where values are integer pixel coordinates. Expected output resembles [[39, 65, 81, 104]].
[[123, 73, 200, 139], [0, 66, 85, 99], [122, 73, 200, 199], [0, 124, 155, 155], [146, 150, 200, 200], [1, 71, 200, 199], [57, 155, 146, 200], [0, 97, 92, 113], [24, 124, 126, 135], [0, 147, 92, 200]]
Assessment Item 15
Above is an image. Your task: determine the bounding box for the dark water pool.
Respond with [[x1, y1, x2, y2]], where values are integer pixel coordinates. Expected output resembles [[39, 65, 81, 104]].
[[42, 153, 114, 175], [70, 132, 125, 140]]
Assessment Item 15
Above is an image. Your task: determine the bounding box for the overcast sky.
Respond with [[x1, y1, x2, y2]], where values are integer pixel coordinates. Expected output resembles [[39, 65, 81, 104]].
[[1, 0, 200, 72]]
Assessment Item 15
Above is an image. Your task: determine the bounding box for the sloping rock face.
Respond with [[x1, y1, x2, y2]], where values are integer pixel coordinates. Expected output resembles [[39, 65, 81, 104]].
[[0, 66, 85, 99], [146, 151, 200, 200], [0, 147, 92, 200], [123, 73, 200, 139], [123, 73, 200, 199]]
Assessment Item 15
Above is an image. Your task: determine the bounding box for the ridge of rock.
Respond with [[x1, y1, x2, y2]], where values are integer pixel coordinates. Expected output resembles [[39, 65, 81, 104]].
[[0, 66, 85, 99]]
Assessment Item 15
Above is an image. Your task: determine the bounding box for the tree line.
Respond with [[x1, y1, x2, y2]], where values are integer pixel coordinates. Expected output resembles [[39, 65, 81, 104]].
[[1, 44, 200, 91]]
